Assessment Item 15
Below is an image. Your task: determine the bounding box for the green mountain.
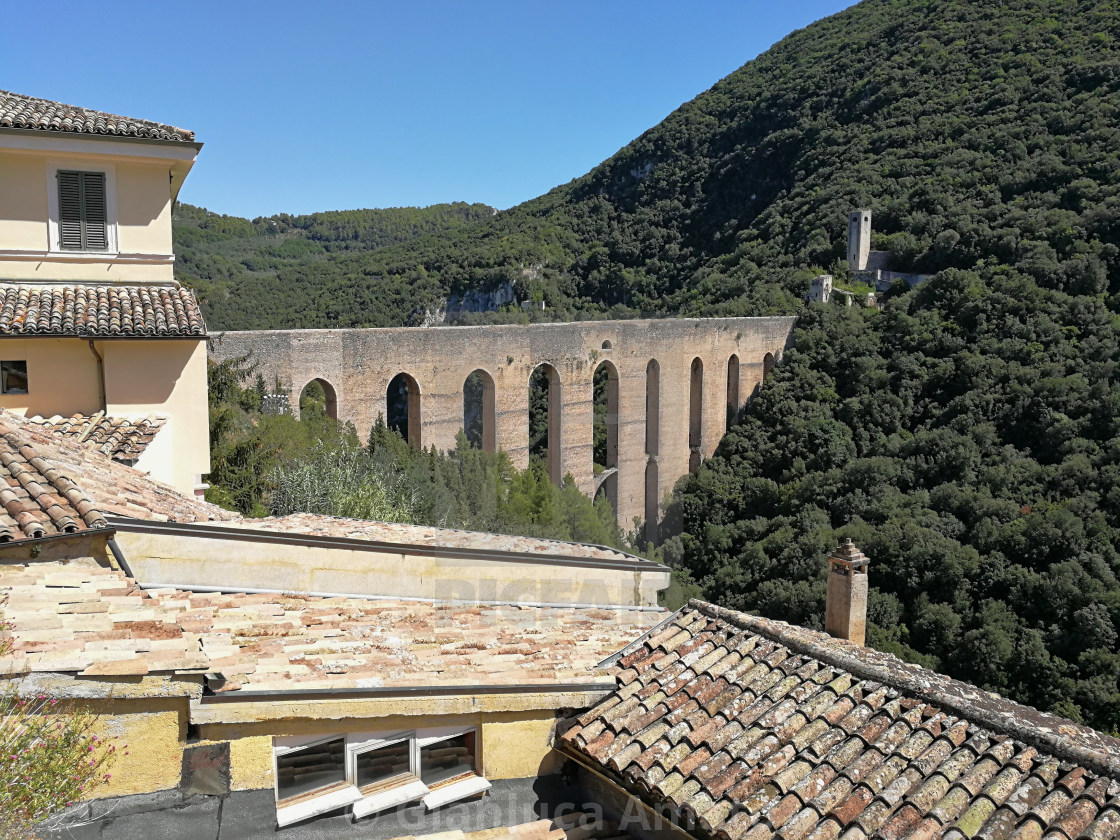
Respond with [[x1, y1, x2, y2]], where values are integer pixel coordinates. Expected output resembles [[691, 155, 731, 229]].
[[183, 0, 1120, 729], [173, 202, 496, 329], [178, 0, 1120, 329]]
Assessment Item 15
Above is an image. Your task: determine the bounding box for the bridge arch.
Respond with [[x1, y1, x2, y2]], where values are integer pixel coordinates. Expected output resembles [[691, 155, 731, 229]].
[[593, 359, 619, 514], [529, 363, 562, 485], [209, 315, 797, 530], [645, 458, 659, 545], [463, 369, 496, 452], [763, 351, 775, 382], [387, 372, 421, 448], [689, 357, 704, 473], [726, 354, 740, 429], [645, 359, 660, 456], [298, 377, 338, 420]]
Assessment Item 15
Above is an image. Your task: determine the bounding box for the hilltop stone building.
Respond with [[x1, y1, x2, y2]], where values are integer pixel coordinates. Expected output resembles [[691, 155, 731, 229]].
[[0, 90, 209, 495]]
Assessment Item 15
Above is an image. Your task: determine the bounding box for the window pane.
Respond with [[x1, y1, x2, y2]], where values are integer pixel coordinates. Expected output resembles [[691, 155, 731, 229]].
[[355, 739, 412, 790], [276, 738, 346, 802], [1, 361, 28, 394], [420, 731, 476, 787]]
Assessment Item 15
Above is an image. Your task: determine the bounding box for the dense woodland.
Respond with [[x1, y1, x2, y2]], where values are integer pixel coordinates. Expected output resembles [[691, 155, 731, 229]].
[[194, 0, 1120, 730], [207, 357, 623, 549]]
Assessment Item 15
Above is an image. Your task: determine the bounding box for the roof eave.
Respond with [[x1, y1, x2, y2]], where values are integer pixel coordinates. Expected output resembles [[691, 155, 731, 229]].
[[0, 125, 201, 152]]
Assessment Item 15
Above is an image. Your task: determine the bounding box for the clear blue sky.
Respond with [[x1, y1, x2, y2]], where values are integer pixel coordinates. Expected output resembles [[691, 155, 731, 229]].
[[7, 1, 853, 218]]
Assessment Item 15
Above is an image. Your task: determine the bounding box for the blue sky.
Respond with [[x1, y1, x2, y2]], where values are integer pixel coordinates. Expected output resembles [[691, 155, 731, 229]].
[[7, 1, 853, 218]]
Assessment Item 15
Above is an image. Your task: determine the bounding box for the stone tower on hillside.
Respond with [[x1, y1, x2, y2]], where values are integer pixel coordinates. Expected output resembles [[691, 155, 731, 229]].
[[848, 209, 872, 271]]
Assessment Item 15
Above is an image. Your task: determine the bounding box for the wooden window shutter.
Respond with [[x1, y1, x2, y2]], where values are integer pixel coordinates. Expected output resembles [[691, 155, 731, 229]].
[[81, 172, 108, 250], [57, 170, 108, 251], [58, 171, 83, 250]]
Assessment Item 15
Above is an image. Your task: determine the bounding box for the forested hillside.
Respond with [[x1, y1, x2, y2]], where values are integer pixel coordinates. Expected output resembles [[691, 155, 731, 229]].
[[189, 0, 1120, 729], [179, 0, 1120, 330], [174, 202, 494, 328]]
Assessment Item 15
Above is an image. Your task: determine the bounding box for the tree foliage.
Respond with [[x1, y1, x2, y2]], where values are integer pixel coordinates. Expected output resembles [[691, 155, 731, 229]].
[[664, 269, 1120, 731], [0, 600, 117, 837], [207, 358, 625, 549]]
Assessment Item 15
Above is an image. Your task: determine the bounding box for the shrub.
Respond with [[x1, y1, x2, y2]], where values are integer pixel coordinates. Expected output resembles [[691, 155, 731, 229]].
[[0, 597, 118, 837]]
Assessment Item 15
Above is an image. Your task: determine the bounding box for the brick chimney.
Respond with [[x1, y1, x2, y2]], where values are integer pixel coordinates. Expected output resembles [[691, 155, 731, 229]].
[[825, 538, 868, 645]]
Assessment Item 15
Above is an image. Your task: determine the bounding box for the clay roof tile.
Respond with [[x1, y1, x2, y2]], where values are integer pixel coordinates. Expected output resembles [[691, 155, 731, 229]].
[[559, 602, 1120, 840]]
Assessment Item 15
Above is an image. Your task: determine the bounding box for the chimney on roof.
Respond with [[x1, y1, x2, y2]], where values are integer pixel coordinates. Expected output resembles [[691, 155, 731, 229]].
[[825, 538, 869, 646]]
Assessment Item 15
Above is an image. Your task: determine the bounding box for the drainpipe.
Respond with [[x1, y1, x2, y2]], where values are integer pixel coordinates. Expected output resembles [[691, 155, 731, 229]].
[[106, 537, 135, 579], [87, 340, 106, 413]]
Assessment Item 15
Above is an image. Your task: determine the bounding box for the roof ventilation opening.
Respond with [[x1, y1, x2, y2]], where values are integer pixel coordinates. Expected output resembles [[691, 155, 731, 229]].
[[825, 538, 869, 646]]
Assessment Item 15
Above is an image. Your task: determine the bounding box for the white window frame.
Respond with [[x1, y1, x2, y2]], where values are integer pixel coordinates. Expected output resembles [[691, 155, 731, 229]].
[[46, 161, 119, 255], [348, 730, 418, 791], [416, 725, 490, 810], [272, 734, 361, 828], [271, 725, 488, 826]]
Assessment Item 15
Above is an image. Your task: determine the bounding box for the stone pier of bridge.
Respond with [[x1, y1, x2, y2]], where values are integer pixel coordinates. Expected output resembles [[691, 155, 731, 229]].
[[210, 316, 795, 535]]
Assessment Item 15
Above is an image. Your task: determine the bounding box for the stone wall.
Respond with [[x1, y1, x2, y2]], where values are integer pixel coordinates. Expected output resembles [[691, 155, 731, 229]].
[[209, 316, 796, 530]]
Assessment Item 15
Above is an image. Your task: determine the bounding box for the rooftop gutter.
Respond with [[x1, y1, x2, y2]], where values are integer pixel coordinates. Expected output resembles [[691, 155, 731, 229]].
[[106, 516, 669, 574], [0, 526, 116, 557], [0, 333, 206, 341], [131, 580, 666, 612], [200, 681, 617, 704], [0, 125, 202, 152]]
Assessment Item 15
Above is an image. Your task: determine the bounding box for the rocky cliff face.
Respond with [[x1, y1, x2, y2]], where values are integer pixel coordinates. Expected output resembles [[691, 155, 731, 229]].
[[418, 281, 519, 325]]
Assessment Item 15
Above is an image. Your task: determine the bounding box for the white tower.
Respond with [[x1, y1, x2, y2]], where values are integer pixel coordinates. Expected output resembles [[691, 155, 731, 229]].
[[848, 209, 872, 271]]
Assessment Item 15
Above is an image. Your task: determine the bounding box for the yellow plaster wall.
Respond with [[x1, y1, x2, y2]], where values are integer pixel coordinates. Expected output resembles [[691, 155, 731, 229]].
[[114, 161, 174, 255], [0, 338, 101, 417], [103, 338, 211, 490], [204, 709, 563, 793], [85, 697, 187, 799], [0, 154, 47, 249], [29, 688, 572, 802], [229, 735, 274, 792], [0, 337, 209, 494], [117, 528, 667, 608], [0, 149, 176, 283], [480, 712, 565, 778]]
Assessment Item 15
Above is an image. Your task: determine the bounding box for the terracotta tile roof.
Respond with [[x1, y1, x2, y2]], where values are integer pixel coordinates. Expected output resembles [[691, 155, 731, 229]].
[[0, 429, 108, 543], [0, 90, 193, 142], [560, 600, 1120, 840], [0, 558, 663, 691], [0, 413, 645, 564], [240, 514, 640, 563], [0, 412, 231, 524], [0, 283, 206, 337], [26, 413, 165, 463]]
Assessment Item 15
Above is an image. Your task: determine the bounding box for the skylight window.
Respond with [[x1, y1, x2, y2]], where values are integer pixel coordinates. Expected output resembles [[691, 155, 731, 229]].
[[273, 726, 489, 826]]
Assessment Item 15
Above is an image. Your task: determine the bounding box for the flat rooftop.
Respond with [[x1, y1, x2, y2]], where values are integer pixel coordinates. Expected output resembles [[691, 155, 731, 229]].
[[0, 558, 665, 693]]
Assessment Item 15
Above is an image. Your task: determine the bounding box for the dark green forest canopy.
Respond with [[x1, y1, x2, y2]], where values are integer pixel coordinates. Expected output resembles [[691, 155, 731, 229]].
[[173, 201, 496, 329], [186, 0, 1120, 729], [665, 270, 1120, 731]]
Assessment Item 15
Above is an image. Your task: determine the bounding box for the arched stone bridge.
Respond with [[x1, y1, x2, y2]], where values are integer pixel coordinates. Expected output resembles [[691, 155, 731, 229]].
[[209, 316, 796, 536]]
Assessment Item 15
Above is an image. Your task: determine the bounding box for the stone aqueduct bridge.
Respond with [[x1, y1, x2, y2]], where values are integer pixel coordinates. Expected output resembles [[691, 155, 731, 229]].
[[209, 316, 796, 533]]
